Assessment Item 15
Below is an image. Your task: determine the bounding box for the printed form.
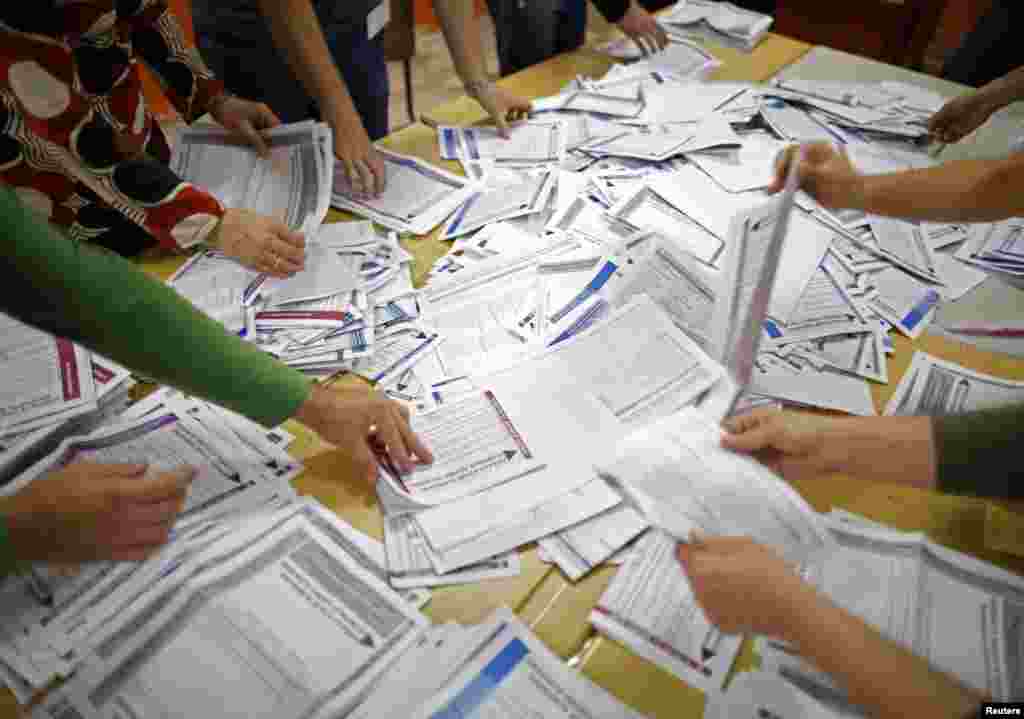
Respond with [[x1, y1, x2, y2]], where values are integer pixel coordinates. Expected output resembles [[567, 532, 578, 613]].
[[591, 531, 743, 693], [0, 316, 96, 438], [42, 513, 427, 719]]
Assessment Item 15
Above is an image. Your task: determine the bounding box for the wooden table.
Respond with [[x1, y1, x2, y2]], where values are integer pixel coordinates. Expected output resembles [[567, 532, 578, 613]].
[[10, 28, 1024, 719]]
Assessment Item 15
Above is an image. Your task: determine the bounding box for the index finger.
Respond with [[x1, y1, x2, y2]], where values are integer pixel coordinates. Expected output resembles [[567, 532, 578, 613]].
[[116, 467, 195, 504], [367, 152, 387, 197], [392, 405, 433, 464]]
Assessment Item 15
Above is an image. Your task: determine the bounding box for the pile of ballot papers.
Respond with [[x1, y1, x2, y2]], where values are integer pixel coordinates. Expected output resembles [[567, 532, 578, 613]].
[[0, 316, 136, 485], [662, 0, 774, 51]]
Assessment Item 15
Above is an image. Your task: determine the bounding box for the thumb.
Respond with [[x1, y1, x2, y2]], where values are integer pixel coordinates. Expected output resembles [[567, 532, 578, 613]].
[[486, 98, 511, 139], [115, 466, 196, 504], [240, 119, 270, 158], [720, 422, 778, 454]]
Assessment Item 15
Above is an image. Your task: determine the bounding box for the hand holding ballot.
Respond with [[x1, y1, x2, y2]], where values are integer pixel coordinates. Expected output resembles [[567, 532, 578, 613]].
[[207, 208, 306, 278], [617, 4, 670, 55], [4, 462, 195, 563], [294, 384, 434, 485], [722, 408, 935, 487], [768, 142, 863, 211], [208, 94, 282, 158], [676, 534, 812, 637]]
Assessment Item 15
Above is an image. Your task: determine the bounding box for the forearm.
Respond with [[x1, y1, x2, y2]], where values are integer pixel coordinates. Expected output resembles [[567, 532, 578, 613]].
[[976, 66, 1024, 112], [0, 186, 311, 428], [781, 589, 982, 719], [432, 0, 488, 85], [255, 0, 363, 130], [819, 416, 936, 490], [852, 156, 1024, 222]]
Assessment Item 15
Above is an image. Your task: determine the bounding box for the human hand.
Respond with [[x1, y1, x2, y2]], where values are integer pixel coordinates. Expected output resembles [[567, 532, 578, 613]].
[[332, 119, 387, 198], [294, 384, 433, 486], [767, 142, 865, 211], [466, 81, 532, 138], [210, 208, 305, 277], [4, 463, 195, 563], [928, 92, 998, 144], [719, 408, 845, 482], [209, 94, 281, 158], [676, 534, 816, 637], [617, 4, 669, 55]]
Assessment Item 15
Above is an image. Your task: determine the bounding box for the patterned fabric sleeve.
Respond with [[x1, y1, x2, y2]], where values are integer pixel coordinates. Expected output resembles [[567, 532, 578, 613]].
[[0, 3, 227, 252], [122, 0, 225, 123]]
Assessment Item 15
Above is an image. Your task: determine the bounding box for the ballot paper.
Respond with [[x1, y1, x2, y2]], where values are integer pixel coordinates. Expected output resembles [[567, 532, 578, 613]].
[[171, 121, 332, 237], [759, 97, 836, 143], [408, 608, 646, 719], [440, 169, 556, 240], [709, 154, 800, 410], [580, 127, 696, 163], [0, 316, 97, 438], [609, 186, 724, 264], [492, 295, 726, 427], [167, 250, 265, 329], [686, 134, 788, 192], [705, 671, 849, 719], [868, 266, 940, 339], [868, 216, 941, 284], [664, 0, 774, 50], [39, 510, 428, 719], [341, 621, 505, 719], [439, 120, 568, 166], [648, 163, 765, 243], [263, 243, 364, 306], [532, 89, 646, 118], [384, 514, 521, 589], [331, 149, 475, 234], [376, 391, 547, 508], [884, 351, 1024, 416], [597, 237, 720, 349], [633, 37, 722, 81], [591, 530, 744, 693], [546, 196, 637, 247], [417, 476, 623, 574], [8, 409, 287, 522], [750, 354, 877, 416], [771, 519, 1024, 701], [955, 218, 1024, 277], [538, 505, 649, 582], [596, 407, 834, 563]]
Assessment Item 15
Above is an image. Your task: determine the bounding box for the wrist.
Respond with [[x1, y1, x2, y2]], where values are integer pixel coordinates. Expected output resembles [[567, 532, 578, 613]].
[[846, 173, 871, 212], [294, 384, 334, 435], [834, 417, 936, 489], [771, 579, 823, 641]]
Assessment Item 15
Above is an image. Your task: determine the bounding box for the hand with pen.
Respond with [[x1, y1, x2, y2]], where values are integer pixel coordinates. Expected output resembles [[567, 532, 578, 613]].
[[2, 463, 196, 563]]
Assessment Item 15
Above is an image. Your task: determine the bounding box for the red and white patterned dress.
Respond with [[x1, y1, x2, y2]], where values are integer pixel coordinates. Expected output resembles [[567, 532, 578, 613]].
[[0, 1, 227, 256]]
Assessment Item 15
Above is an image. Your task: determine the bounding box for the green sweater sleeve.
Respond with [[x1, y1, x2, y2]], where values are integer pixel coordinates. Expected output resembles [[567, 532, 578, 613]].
[[932, 405, 1024, 500], [0, 185, 311, 428]]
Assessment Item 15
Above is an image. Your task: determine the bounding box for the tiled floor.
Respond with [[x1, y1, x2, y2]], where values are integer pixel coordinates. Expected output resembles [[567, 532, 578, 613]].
[[386, 8, 612, 131]]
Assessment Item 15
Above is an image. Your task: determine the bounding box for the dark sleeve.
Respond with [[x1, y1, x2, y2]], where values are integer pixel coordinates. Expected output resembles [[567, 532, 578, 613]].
[[0, 185, 311, 428], [589, 0, 630, 24], [932, 405, 1024, 500]]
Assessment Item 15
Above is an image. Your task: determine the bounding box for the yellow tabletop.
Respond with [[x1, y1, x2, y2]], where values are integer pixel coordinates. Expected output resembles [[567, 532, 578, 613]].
[[14, 26, 1022, 719]]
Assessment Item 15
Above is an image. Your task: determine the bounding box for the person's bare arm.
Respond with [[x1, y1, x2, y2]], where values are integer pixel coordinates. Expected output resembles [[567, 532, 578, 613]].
[[771, 143, 1024, 223], [781, 579, 983, 719], [678, 537, 984, 719], [254, 0, 385, 196], [431, 0, 531, 134]]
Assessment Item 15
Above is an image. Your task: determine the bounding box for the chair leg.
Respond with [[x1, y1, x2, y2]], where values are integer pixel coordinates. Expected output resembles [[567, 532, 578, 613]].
[[404, 59, 415, 124]]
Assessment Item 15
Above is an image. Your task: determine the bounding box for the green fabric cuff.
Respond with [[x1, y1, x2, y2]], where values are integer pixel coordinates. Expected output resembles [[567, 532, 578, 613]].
[[0, 516, 20, 579], [933, 406, 1024, 500]]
